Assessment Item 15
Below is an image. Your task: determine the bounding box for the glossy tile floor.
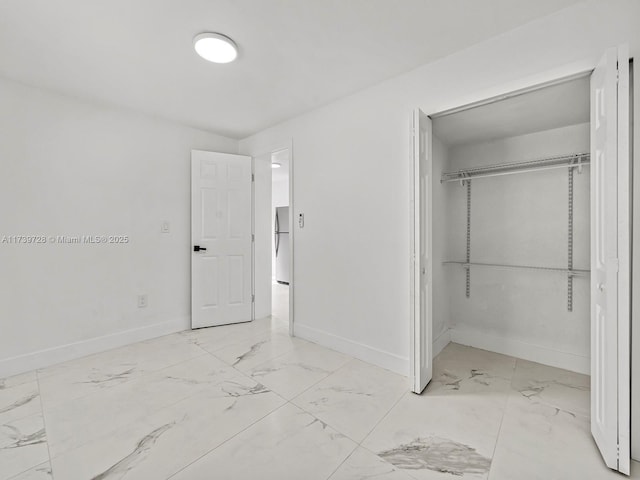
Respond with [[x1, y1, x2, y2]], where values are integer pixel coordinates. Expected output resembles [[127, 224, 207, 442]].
[[1, 304, 639, 478]]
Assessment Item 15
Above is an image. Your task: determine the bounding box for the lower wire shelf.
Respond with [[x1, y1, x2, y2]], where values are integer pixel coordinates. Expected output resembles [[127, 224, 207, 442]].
[[442, 261, 590, 277]]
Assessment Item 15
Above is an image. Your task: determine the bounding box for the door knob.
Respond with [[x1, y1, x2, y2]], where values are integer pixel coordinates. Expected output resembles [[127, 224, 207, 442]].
[[194, 245, 207, 252], [597, 283, 605, 292]]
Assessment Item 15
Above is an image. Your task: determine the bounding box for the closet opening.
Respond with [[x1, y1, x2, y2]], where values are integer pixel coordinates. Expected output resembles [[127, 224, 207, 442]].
[[410, 46, 632, 475], [431, 74, 592, 372]]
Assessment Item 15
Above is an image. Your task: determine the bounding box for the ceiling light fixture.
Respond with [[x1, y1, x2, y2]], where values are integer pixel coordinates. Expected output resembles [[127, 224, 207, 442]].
[[271, 163, 282, 169], [193, 32, 238, 64]]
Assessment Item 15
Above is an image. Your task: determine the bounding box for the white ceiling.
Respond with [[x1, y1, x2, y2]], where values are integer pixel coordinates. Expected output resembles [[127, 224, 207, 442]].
[[432, 76, 590, 146], [0, 0, 582, 139], [271, 148, 290, 182]]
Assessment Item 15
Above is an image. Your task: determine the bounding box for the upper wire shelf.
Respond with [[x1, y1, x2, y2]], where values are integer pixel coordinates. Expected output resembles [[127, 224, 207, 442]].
[[441, 153, 590, 183]]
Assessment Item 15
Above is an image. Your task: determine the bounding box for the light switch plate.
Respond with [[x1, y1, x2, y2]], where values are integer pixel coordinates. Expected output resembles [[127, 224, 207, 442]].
[[161, 221, 170, 233], [298, 213, 304, 228], [138, 294, 148, 308]]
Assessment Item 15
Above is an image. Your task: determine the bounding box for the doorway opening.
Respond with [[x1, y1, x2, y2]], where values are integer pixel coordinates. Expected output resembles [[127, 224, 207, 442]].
[[271, 148, 291, 330], [411, 46, 631, 474]]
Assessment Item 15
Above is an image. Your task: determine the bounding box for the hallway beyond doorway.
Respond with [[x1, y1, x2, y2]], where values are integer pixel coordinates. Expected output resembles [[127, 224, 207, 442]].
[[272, 281, 289, 328]]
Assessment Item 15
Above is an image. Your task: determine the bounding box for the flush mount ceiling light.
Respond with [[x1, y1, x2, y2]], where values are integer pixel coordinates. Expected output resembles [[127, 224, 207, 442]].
[[193, 32, 238, 63], [271, 163, 282, 169]]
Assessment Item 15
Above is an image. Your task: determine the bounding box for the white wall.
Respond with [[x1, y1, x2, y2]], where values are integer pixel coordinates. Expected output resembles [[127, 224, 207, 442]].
[[0, 77, 238, 377], [443, 124, 590, 373], [272, 178, 290, 281], [239, 1, 640, 375], [431, 136, 450, 348]]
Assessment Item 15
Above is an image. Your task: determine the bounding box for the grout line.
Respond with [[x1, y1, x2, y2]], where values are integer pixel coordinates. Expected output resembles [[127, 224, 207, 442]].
[[38, 332, 209, 390], [487, 391, 512, 480], [286, 356, 356, 403], [323, 443, 359, 480], [187, 346, 364, 476], [354, 392, 424, 480], [38, 349, 210, 413], [35, 369, 54, 480], [358, 390, 409, 448], [207, 338, 302, 373], [357, 443, 424, 480], [319, 382, 410, 479], [487, 358, 519, 479], [166, 401, 289, 479]]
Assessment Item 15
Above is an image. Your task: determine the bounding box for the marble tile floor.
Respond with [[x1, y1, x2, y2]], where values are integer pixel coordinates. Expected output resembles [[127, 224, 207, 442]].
[[1, 322, 639, 480]]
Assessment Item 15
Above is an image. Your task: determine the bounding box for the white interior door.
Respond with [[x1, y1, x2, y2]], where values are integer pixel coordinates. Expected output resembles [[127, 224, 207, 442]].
[[590, 45, 630, 474], [411, 108, 433, 394], [191, 150, 253, 329]]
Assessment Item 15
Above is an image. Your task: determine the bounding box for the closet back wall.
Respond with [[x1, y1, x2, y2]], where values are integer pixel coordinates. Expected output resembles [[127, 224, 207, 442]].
[[443, 123, 590, 373]]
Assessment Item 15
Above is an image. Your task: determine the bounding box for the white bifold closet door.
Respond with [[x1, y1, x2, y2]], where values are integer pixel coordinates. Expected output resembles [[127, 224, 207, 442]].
[[590, 45, 630, 475], [411, 108, 433, 394]]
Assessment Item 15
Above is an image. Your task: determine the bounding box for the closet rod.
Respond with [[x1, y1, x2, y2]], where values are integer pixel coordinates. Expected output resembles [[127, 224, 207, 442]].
[[442, 261, 590, 277], [441, 153, 589, 183]]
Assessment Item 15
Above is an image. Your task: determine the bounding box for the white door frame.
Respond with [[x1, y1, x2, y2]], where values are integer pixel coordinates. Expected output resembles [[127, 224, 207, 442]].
[[191, 150, 254, 328], [255, 140, 295, 336], [410, 71, 595, 385], [410, 71, 594, 379]]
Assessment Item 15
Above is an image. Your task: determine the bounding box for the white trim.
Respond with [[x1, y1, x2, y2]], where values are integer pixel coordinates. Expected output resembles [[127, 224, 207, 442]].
[[287, 141, 295, 337], [433, 329, 451, 358], [0, 318, 188, 378], [449, 325, 590, 375], [253, 140, 294, 337], [409, 110, 418, 387], [251, 156, 256, 321], [294, 323, 408, 376], [630, 56, 640, 464]]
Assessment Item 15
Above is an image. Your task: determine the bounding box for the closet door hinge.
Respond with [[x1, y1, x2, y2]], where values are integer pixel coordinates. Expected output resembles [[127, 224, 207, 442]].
[[252, 294, 255, 303], [251, 234, 255, 242], [251, 173, 255, 182]]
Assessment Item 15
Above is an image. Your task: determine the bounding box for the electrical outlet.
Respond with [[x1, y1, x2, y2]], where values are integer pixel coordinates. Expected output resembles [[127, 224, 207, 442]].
[[138, 294, 148, 308], [161, 221, 170, 233]]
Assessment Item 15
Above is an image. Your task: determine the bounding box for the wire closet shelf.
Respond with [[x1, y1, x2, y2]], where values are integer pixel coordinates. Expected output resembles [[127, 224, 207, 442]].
[[440, 152, 590, 183], [440, 152, 591, 311]]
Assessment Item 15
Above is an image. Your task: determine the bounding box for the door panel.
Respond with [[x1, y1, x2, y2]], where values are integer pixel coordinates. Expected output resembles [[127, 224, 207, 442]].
[[590, 45, 630, 474], [201, 189, 219, 239], [228, 189, 250, 238], [228, 255, 245, 305], [201, 257, 219, 307], [411, 108, 433, 394], [192, 150, 253, 329]]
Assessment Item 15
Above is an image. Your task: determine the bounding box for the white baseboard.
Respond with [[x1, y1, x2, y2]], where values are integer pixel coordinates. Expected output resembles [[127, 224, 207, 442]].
[[293, 323, 409, 376], [0, 317, 189, 379], [449, 326, 590, 375], [433, 329, 451, 358]]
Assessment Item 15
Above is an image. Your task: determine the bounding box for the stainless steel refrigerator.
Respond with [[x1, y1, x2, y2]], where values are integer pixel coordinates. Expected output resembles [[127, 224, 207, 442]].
[[274, 206, 290, 285]]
